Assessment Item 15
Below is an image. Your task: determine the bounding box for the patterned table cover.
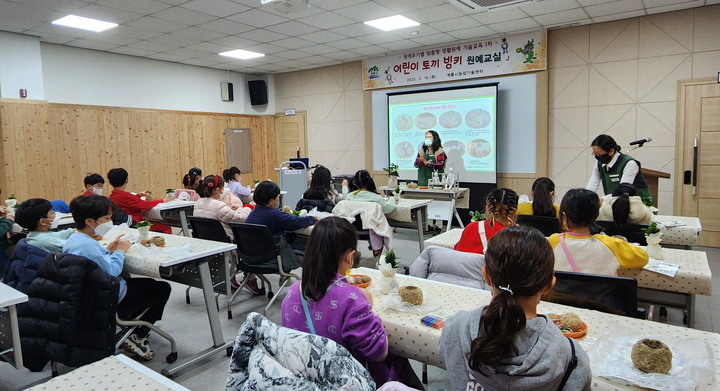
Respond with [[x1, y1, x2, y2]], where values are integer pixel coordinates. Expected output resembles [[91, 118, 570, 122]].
[[357, 267, 720, 391], [652, 215, 702, 247], [144, 200, 195, 222], [380, 187, 470, 209], [100, 226, 236, 278], [25, 356, 189, 391], [424, 230, 712, 296], [385, 198, 432, 223]]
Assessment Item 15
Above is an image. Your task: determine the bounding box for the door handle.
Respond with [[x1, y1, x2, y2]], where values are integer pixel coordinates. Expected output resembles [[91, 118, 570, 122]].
[[693, 138, 698, 196]]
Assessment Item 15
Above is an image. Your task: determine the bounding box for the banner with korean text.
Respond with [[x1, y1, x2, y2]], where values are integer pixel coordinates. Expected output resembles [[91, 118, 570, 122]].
[[362, 30, 546, 90]]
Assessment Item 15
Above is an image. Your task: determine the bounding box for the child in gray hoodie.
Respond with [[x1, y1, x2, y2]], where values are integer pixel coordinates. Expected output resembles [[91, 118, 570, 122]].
[[439, 225, 592, 391]]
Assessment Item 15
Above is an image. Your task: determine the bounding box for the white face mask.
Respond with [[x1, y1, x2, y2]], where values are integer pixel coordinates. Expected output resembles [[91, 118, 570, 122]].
[[93, 220, 114, 237], [92, 187, 103, 196]]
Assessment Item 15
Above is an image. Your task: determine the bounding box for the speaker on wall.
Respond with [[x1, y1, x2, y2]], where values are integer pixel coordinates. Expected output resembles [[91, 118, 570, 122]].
[[221, 82, 234, 102], [248, 80, 268, 105]]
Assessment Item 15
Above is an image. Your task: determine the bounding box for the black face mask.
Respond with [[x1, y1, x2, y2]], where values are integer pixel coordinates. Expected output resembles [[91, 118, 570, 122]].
[[595, 153, 612, 164]]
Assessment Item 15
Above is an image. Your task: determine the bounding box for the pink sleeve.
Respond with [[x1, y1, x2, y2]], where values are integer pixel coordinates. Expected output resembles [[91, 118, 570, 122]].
[[341, 293, 388, 362]]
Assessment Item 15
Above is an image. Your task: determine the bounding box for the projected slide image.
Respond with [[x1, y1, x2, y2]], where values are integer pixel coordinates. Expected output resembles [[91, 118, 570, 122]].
[[465, 109, 492, 129], [468, 138, 492, 158], [439, 111, 462, 129], [394, 141, 416, 159], [414, 112, 437, 130], [394, 114, 413, 131], [443, 140, 466, 155]]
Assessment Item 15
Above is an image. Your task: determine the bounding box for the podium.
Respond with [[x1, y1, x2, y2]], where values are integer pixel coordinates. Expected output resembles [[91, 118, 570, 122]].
[[641, 168, 671, 207]]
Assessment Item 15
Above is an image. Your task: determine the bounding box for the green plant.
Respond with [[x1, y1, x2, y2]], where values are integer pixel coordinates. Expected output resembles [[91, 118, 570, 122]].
[[641, 197, 654, 208], [642, 222, 661, 236], [383, 163, 399, 177], [253, 180, 260, 184], [8, 194, 16, 200], [166, 188, 175, 193], [291, 210, 301, 216], [383, 249, 399, 268], [470, 210, 486, 222], [136, 220, 152, 227], [394, 185, 401, 194]]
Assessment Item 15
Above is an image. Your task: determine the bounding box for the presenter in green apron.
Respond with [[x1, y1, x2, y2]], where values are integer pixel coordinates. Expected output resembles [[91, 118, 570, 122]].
[[586, 134, 653, 204], [414, 130, 447, 186]]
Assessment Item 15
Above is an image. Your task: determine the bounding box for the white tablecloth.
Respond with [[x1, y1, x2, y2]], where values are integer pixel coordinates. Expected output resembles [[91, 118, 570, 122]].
[[385, 198, 432, 223], [653, 215, 702, 247]]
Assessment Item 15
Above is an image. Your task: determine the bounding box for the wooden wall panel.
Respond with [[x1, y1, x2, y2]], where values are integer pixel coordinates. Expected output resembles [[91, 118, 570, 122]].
[[0, 99, 276, 203]]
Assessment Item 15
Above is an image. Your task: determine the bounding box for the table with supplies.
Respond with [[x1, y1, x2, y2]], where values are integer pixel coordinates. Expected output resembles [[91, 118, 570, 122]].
[[101, 226, 236, 377], [145, 200, 196, 237], [423, 228, 463, 249], [356, 267, 720, 391], [0, 282, 28, 369], [652, 215, 702, 248], [380, 187, 469, 232], [25, 355, 190, 391], [384, 198, 432, 252]]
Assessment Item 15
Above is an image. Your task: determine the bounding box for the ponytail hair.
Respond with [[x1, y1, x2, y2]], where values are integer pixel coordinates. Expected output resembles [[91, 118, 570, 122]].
[[223, 166, 241, 182], [485, 188, 519, 228], [611, 182, 636, 229], [350, 170, 378, 194], [196, 174, 224, 198], [468, 225, 555, 375], [531, 177, 556, 217], [182, 167, 203, 190], [560, 188, 603, 235]]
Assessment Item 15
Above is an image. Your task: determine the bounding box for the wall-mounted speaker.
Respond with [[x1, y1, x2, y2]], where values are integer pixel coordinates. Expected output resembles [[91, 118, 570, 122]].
[[248, 80, 268, 105], [221, 82, 234, 102]]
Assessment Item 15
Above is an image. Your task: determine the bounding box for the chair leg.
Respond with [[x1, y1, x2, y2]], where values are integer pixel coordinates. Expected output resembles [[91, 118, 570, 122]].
[[422, 363, 428, 384], [185, 286, 191, 304], [227, 273, 253, 319], [263, 274, 298, 316], [51, 361, 58, 377]]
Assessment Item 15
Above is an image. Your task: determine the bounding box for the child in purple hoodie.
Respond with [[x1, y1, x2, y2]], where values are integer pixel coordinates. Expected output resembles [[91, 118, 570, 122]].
[[281, 217, 423, 388]]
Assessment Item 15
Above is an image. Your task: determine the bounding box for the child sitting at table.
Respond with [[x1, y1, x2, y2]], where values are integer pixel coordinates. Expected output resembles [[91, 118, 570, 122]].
[[517, 177, 559, 218], [548, 188, 649, 276], [597, 182, 652, 228], [281, 217, 423, 389], [345, 170, 397, 257], [223, 166, 253, 204], [454, 188, 518, 254], [82, 173, 105, 196], [63, 195, 171, 361], [297, 166, 348, 212], [439, 225, 592, 391], [182, 167, 203, 191], [14, 198, 73, 252], [245, 181, 316, 271], [107, 168, 173, 234]]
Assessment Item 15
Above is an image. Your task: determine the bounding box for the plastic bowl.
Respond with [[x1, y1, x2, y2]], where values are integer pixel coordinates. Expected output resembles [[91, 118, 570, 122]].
[[349, 275, 372, 289], [561, 322, 588, 339]]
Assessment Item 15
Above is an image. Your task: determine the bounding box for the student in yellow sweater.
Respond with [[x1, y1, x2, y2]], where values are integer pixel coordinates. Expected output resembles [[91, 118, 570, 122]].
[[516, 177, 560, 218], [548, 188, 648, 276]]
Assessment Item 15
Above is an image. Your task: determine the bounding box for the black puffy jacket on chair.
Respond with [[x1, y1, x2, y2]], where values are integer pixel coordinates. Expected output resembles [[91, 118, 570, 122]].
[[19, 253, 119, 372], [295, 198, 335, 213]]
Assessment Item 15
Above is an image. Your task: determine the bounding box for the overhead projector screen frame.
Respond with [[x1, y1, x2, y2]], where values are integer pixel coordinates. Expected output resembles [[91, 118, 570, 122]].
[[387, 82, 499, 184]]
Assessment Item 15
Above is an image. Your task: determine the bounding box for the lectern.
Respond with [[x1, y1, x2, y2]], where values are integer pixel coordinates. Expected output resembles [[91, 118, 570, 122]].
[[641, 168, 671, 208]]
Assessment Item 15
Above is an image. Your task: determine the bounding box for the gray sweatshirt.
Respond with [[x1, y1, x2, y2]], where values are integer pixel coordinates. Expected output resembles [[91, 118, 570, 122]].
[[438, 307, 591, 391]]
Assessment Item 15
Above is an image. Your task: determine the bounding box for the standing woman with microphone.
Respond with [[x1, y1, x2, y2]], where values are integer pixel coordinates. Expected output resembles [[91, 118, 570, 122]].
[[586, 134, 653, 203], [414, 130, 447, 186]]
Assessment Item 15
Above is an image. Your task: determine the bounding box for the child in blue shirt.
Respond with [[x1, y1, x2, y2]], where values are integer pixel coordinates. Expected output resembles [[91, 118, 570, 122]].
[[63, 195, 171, 361], [15, 198, 74, 253]]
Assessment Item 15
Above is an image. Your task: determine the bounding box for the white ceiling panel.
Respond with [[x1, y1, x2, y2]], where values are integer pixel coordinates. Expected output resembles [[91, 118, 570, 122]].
[[585, 0, 644, 17], [297, 44, 340, 55], [374, 0, 447, 14], [125, 16, 189, 33], [95, 0, 172, 15], [226, 9, 288, 28], [471, 8, 530, 25], [86, 32, 140, 46], [127, 39, 179, 52], [533, 8, 590, 25], [238, 43, 287, 55], [107, 24, 165, 40], [428, 16, 484, 32], [148, 33, 202, 47], [163, 47, 210, 57], [196, 18, 255, 35], [270, 36, 317, 49], [404, 4, 466, 24], [297, 30, 347, 44], [521, 0, 585, 16], [325, 38, 371, 50], [109, 46, 157, 57], [0, 14, 44, 31], [264, 20, 320, 36], [185, 41, 234, 53], [19, 0, 89, 14], [179, 57, 223, 67], [309, 0, 370, 11], [147, 52, 191, 62], [180, 0, 249, 18], [446, 26, 498, 41], [322, 50, 362, 60], [350, 45, 392, 56], [209, 35, 260, 49], [172, 26, 226, 41], [271, 49, 315, 59], [66, 38, 119, 51], [73, 3, 143, 24], [380, 39, 423, 51], [357, 33, 405, 45], [236, 28, 287, 42], [151, 6, 218, 25], [327, 22, 379, 38], [411, 33, 461, 47], [296, 12, 355, 29], [332, 2, 397, 22], [487, 17, 542, 34]]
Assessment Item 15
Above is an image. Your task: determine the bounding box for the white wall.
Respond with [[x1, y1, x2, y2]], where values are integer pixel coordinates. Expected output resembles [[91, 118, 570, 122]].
[[0, 32, 45, 100], [40, 43, 274, 115]]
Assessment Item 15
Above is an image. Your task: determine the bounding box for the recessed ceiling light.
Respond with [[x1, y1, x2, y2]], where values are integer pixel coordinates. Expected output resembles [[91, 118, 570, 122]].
[[219, 49, 265, 60], [51, 15, 118, 32], [364, 15, 420, 32]]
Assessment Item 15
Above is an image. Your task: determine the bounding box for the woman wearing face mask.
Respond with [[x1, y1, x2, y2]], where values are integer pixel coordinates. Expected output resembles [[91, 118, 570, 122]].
[[586, 134, 653, 204], [63, 195, 171, 361], [414, 130, 447, 187]]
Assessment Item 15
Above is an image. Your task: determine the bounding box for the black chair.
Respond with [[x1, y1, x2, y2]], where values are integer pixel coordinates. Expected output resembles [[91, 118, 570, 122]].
[[516, 214, 560, 236], [228, 222, 300, 318], [548, 271, 644, 319], [596, 220, 649, 245]]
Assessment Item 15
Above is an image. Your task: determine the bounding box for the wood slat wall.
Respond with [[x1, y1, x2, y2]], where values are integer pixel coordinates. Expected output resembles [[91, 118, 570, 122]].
[[0, 99, 276, 203]]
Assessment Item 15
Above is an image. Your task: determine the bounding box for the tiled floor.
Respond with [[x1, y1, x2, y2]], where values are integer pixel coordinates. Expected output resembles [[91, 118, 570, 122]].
[[2, 230, 718, 391]]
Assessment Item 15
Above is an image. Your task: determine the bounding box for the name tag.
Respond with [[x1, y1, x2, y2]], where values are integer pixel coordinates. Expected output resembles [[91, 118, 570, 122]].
[[609, 173, 621, 183]]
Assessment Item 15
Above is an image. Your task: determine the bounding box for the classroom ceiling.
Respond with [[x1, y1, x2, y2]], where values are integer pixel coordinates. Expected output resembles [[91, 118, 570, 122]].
[[0, 0, 715, 75]]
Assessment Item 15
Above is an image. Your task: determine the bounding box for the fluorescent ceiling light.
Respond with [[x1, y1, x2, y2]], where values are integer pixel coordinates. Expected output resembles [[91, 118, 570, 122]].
[[219, 49, 265, 60], [364, 15, 420, 32], [52, 15, 118, 32]]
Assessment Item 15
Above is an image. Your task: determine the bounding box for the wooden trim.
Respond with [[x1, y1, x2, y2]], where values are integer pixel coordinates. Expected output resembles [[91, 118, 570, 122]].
[[497, 173, 538, 179], [641, 168, 671, 179], [364, 90, 373, 173], [535, 70, 549, 177], [0, 98, 48, 105]]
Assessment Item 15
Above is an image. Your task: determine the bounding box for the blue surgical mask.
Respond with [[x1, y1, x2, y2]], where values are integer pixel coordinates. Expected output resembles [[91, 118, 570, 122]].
[[424, 139, 433, 146]]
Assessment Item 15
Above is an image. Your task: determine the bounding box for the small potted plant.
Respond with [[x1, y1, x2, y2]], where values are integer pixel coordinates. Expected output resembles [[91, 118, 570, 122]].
[[383, 163, 400, 188], [5, 194, 17, 209], [393, 185, 401, 202], [642, 222, 663, 260], [642, 196, 659, 214], [378, 249, 400, 294], [166, 188, 175, 198], [136, 220, 152, 236], [470, 210, 486, 222]]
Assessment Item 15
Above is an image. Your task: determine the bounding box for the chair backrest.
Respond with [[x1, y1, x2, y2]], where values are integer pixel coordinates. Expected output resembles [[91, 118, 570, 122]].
[[595, 220, 648, 245], [229, 222, 281, 266], [552, 270, 638, 318], [112, 208, 133, 226], [187, 216, 232, 242], [516, 214, 560, 236]]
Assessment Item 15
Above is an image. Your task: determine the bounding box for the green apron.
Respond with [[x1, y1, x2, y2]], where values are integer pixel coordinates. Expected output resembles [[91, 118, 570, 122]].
[[599, 153, 653, 203], [417, 151, 444, 186]]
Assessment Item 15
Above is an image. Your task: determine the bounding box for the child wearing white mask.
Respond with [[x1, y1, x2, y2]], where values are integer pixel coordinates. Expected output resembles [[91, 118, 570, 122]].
[[193, 175, 261, 295], [63, 195, 171, 361], [82, 173, 105, 196]]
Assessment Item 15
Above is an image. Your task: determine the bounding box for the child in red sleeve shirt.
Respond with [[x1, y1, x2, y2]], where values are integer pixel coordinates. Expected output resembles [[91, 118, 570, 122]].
[[82, 173, 105, 196], [107, 168, 174, 234], [454, 188, 519, 254]]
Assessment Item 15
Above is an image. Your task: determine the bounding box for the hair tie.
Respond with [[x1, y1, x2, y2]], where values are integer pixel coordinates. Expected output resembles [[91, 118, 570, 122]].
[[622, 192, 629, 196], [498, 285, 514, 295]]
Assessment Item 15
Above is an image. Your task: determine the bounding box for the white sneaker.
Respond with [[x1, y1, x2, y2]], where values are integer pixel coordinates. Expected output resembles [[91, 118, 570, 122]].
[[122, 334, 155, 361]]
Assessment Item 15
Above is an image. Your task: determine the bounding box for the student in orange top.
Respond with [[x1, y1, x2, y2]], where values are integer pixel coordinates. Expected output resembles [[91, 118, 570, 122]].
[[454, 188, 518, 254], [82, 173, 105, 196], [107, 168, 174, 234]]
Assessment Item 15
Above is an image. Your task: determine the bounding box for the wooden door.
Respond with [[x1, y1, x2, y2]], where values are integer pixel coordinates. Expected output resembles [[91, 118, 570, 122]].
[[275, 111, 307, 166], [676, 80, 720, 247]]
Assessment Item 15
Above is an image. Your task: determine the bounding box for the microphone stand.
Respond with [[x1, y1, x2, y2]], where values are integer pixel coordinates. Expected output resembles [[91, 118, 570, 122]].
[[625, 141, 648, 154]]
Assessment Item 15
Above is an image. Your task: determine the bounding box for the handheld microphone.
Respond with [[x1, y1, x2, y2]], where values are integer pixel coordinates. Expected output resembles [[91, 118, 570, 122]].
[[629, 137, 652, 146]]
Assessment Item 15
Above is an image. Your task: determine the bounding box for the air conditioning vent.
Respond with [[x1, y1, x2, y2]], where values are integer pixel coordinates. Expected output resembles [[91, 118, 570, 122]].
[[447, 0, 536, 13]]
